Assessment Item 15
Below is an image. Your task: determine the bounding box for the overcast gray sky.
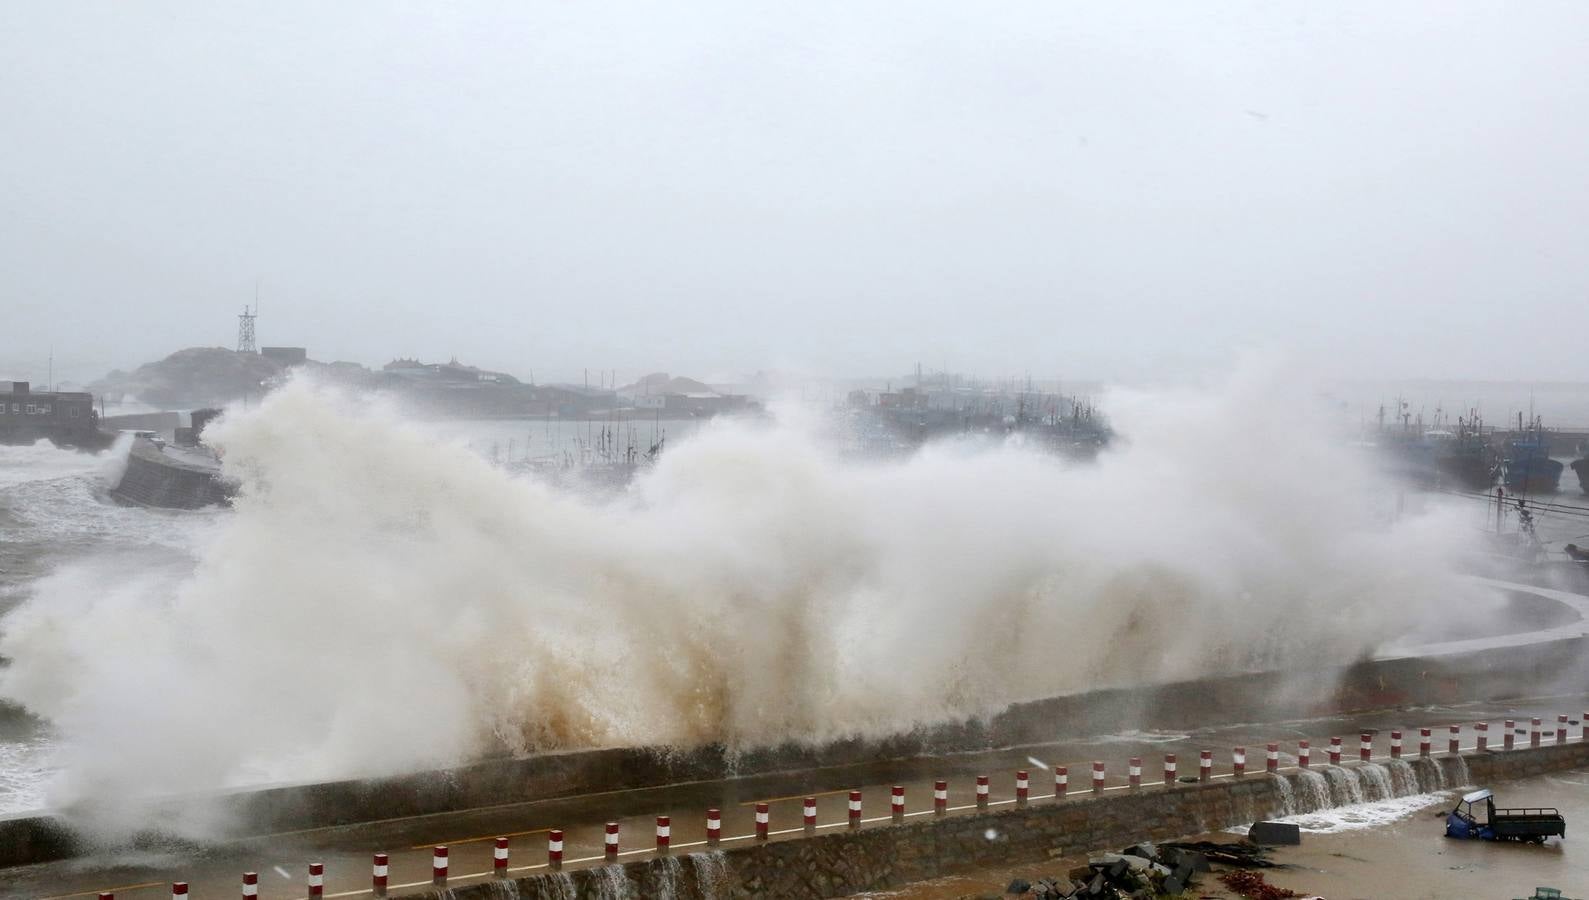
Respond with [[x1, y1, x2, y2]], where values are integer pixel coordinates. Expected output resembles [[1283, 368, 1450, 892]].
[[2, 1, 1586, 386]]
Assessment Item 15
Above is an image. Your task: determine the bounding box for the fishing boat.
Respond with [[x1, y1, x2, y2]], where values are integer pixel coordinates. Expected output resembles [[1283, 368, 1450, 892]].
[[1502, 417, 1563, 494]]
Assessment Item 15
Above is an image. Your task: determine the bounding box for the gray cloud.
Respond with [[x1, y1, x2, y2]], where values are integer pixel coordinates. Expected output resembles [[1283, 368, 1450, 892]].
[[3, 1, 1585, 384]]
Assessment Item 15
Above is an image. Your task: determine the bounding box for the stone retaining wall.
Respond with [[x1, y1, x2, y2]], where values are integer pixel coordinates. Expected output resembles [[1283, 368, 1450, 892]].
[[415, 743, 1589, 899], [1, 634, 1581, 869]]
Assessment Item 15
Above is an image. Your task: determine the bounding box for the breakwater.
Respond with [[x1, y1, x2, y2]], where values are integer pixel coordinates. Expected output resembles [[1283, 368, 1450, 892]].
[[0, 630, 1580, 870], [108, 437, 231, 509], [413, 742, 1586, 900]]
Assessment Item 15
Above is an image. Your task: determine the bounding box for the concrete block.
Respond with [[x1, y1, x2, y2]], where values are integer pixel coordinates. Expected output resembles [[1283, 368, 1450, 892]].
[[1248, 821, 1302, 845]]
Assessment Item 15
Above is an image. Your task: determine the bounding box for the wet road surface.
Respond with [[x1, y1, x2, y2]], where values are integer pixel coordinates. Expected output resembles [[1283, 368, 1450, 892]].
[[8, 693, 1588, 899]]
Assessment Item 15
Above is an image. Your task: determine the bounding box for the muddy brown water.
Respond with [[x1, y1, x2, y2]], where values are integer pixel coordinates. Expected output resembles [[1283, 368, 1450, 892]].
[[858, 769, 1589, 899]]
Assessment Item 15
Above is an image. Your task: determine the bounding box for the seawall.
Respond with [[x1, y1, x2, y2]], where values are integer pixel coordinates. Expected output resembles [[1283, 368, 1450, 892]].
[[100, 411, 182, 440], [108, 437, 231, 509], [414, 742, 1589, 899], [1, 632, 1580, 869]]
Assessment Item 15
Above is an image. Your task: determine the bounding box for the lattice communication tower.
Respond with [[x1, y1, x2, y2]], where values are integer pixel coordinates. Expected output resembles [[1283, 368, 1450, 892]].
[[237, 305, 257, 353]]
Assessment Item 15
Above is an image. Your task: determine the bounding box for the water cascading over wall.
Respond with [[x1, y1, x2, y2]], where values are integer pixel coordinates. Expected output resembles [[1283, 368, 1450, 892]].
[[416, 746, 1553, 900], [1269, 755, 1467, 817]]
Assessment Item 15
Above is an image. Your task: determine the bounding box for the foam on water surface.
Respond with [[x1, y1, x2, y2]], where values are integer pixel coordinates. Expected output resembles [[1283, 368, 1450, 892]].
[[1092, 730, 1191, 745], [1253, 790, 1451, 834]]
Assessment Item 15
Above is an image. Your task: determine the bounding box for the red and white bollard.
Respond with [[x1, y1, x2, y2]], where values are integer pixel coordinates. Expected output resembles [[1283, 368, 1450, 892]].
[[1298, 740, 1311, 769], [1234, 747, 1247, 777], [1054, 766, 1068, 799], [891, 786, 906, 822], [309, 862, 325, 897], [172, 885, 188, 900], [1266, 743, 1279, 773], [605, 823, 620, 861], [707, 808, 722, 846], [432, 847, 447, 886], [548, 830, 564, 870], [1016, 770, 1029, 806], [934, 780, 948, 815], [1531, 718, 1542, 748], [1391, 730, 1403, 759], [1448, 725, 1461, 754], [1419, 728, 1432, 757], [1128, 757, 1142, 789], [1583, 713, 1588, 742], [1328, 736, 1342, 765], [755, 803, 769, 840], [1505, 720, 1516, 751], [657, 815, 671, 854], [976, 775, 990, 809], [1359, 734, 1372, 762], [1558, 714, 1569, 743], [1164, 753, 1178, 786], [1200, 750, 1212, 782], [373, 853, 390, 894], [494, 837, 509, 876], [1092, 761, 1106, 793], [1476, 722, 1489, 752], [803, 798, 817, 832], [848, 791, 863, 828], [242, 872, 258, 899], [99, 894, 114, 900]]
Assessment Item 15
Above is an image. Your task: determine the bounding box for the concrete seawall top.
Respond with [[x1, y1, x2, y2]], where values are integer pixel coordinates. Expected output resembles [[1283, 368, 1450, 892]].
[[2, 620, 1582, 870], [397, 741, 1589, 900]]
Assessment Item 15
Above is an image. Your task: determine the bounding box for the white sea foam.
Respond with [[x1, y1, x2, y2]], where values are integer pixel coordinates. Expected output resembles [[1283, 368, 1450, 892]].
[[1255, 791, 1451, 834], [0, 365, 1490, 835], [1091, 730, 1191, 745], [0, 737, 54, 813], [0, 436, 127, 491]]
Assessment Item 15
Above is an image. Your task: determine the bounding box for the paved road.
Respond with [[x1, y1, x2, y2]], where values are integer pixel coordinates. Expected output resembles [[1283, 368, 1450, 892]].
[[9, 693, 1588, 900]]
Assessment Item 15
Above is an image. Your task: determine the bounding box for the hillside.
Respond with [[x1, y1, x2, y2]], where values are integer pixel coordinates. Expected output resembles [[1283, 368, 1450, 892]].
[[618, 372, 716, 396], [91, 347, 287, 408]]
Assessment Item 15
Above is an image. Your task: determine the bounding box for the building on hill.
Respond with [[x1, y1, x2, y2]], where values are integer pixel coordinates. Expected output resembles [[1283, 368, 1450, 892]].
[[536, 384, 618, 416], [261, 346, 308, 366], [632, 390, 758, 417], [381, 357, 519, 385], [0, 381, 105, 448]]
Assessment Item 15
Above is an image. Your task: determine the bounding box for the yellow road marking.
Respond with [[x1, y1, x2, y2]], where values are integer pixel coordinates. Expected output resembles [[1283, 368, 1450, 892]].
[[41, 881, 165, 900], [740, 786, 851, 806], [409, 825, 552, 850]]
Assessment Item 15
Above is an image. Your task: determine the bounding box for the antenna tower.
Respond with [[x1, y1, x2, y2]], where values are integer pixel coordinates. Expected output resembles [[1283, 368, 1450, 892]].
[[237, 304, 257, 353]]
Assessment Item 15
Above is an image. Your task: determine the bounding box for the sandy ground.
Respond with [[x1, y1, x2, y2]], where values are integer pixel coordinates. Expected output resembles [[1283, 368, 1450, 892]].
[[861, 769, 1589, 899]]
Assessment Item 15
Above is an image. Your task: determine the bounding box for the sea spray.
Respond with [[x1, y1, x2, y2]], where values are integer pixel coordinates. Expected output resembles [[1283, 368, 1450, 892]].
[[1385, 758, 1420, 796], [689, 851, 733, 900], [1412, 756, 1450, 792], [1294, 769, 1331, 813], [1322, 766, 1364, 806], [1357, 762, 1394, 802], [542, 872, 577, 900], [0, 433, 131, 492], [1269, 772, 1297, 816], [1242, 761, 1454, 836], [589, 865, 635, 900], [0, 370, 1491, 832], [652, 856, 684, 900]]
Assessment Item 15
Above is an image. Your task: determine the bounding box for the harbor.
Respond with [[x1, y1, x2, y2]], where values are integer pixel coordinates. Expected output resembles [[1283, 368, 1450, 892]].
[[6, 2, 1589, 896]]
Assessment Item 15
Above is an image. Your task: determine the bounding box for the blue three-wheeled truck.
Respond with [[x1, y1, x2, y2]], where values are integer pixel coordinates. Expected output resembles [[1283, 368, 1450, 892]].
[[1445, 789, 1566, 843]]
